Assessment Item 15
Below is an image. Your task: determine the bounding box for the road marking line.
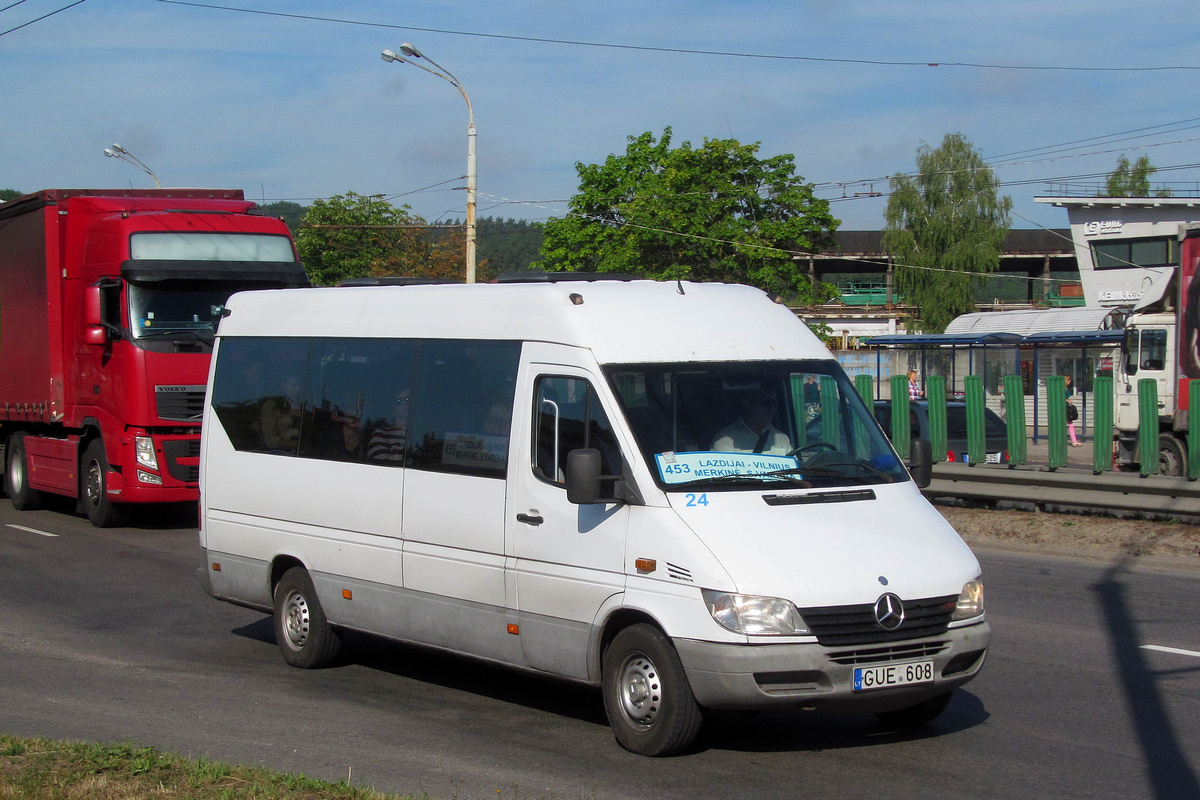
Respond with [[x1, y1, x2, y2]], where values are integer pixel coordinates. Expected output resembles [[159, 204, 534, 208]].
[[1141, 645, 1200, 659], [5, 523, 58, 537]]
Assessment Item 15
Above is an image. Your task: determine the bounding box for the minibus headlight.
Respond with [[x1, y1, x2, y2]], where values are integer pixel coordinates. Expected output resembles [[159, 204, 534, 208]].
[[952, 578, 985, 621], [135, 436, 158, 470], [701, 590, 810, 636]]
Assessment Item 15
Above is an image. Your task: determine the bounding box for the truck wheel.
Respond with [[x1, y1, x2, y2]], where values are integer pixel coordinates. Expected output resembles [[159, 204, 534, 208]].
[[875, 690, 953, 728], [273, 567, 342, 669], [81, 440, 126, 528], [1158, 434, 1186, 477], [602, 623, 702, 757], [6, 433, 44, 511]]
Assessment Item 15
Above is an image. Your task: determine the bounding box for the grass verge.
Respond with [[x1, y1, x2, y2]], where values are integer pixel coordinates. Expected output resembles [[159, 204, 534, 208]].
[[0, 734, 419, 800]]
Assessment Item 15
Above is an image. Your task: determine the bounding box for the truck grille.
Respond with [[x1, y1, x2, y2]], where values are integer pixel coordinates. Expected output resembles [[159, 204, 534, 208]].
[[800, 595, 957, 647], [156, 389, 205, 422], [162, 438, 201, 483]]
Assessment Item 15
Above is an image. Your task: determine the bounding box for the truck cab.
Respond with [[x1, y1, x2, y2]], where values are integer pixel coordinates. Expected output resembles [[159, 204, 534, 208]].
[[0, 190, 307, 526]]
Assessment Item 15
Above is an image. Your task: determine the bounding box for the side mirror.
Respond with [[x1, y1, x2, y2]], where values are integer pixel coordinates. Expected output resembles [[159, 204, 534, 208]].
[[565, 448, 603, 505], [83, 285, 107, 345], [909, 438, 933, 489]]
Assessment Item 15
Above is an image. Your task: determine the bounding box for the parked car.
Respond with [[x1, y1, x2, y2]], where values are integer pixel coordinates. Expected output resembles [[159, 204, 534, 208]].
[[874, 400, 1009, 464]]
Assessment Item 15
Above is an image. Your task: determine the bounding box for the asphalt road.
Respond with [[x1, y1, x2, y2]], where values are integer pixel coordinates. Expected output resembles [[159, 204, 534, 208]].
[[1, 498, 1198, 800]]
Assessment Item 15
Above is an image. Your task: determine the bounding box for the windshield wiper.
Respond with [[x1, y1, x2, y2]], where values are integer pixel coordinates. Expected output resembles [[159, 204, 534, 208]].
[[138, 328, 215, 345]]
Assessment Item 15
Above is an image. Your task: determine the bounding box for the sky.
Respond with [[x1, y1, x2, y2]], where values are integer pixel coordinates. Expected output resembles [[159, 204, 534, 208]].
[[2, 0, 1198, 233]]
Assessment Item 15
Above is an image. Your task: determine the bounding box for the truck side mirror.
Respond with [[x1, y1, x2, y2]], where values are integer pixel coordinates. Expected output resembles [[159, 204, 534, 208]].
[[565, 448, 603, 505], [83, 285, 107, 345], [909, 438, 933, 489]]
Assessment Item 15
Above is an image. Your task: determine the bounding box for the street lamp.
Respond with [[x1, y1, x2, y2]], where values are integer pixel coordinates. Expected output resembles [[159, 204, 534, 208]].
[[103, 143, 161, 188], [382, 43, 477, 283]]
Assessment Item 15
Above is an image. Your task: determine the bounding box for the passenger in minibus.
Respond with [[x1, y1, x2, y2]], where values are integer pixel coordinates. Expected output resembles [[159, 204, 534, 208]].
[[367, 388, 410, 463], [327, 409, 364, 461], [260, 374, 303, 453]]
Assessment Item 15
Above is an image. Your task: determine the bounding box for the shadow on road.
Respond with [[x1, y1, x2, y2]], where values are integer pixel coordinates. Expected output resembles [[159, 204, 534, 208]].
[[699, 689, 988, 754], [230, 617, 989, 753], [1094, 560, 1200, 800]]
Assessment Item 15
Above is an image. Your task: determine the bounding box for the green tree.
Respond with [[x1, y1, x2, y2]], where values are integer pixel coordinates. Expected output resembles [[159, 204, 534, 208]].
[[883, 133, 1012, 333], [0, 188, 22, 202], [534, 128, 838, 301], [1105, 154, 1172, 197], [258, 200, 306, 232], [295, 192, 429, 286]]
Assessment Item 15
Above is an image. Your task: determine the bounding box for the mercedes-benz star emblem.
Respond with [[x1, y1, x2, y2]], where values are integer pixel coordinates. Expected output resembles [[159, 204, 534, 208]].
[[874, 593, 905, 631]]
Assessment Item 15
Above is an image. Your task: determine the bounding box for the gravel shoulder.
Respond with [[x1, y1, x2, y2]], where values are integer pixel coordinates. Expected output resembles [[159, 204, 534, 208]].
[[936, 503, 1200, 570]]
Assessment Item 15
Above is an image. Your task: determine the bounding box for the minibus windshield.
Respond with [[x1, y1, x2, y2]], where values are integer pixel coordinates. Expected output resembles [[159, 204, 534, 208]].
[[604, 361, 907, 490]]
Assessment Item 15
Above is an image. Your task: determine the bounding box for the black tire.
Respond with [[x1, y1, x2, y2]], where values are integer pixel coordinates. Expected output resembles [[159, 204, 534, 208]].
[[1158, 434, 1186, 477], [6, 433, 44, 511], [875, 690, 953, 728], [273, 567, 342, 669], [81, 439, 126, 528], [602, 623, 702, 757]]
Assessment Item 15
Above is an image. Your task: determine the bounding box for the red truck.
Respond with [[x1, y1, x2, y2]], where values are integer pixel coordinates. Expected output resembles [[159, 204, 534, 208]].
[[0, 189, 307, 526]]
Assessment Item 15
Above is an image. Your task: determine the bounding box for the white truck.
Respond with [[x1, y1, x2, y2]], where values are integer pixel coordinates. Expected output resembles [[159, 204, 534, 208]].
[[198, 277, 990, 756], [1116, 224, 1200, 474]]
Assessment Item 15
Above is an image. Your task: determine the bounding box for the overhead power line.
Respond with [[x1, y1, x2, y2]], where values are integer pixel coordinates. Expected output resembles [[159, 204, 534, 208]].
[[155, 1, 1200, 73], [0, 0, 85, 37]]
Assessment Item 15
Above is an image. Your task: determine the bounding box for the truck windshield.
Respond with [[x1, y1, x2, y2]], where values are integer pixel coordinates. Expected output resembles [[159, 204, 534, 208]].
[[603, 361, 907, 490], [129, 232, 295, 262], [128, 283, 235, 340]]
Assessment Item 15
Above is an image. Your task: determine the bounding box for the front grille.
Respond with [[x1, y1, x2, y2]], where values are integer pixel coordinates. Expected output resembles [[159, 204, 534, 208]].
[[162, 438, 200, 483], [828, 640, 950, 666], [156, 389, 205, 422], [800, 595, 957, 647]]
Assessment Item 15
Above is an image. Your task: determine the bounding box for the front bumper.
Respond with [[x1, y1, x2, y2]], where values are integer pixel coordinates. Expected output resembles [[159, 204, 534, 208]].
[[675, 619, 990, 712]]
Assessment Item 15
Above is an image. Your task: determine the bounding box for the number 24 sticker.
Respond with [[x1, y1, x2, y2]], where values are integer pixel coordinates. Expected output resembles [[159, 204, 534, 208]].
[[685, 493, 709, 507]]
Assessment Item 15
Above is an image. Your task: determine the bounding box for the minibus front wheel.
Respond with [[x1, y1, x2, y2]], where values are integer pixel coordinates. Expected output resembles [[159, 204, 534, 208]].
[[273, 567, 342, 668], [602, 623, 702, 757]]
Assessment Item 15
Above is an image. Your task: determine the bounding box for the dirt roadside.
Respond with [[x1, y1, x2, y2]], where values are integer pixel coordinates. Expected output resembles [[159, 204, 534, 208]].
[[935, 503, 1200, 570]]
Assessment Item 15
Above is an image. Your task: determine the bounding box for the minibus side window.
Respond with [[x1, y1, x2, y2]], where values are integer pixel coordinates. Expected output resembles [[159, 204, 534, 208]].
[[297, 339, 418, 465], [211, 337, 310, 454], [406, 340, 521, 478], [533, 376, 620, 486]]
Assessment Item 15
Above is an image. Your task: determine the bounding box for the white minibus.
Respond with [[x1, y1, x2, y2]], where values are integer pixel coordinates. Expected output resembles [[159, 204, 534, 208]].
[[199, 277, 989, 756]]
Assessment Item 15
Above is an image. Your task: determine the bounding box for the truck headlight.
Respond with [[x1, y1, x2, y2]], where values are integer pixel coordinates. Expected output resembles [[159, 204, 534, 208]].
[[952, 578, 985, 621], [702, 590, 810, 636], [135, 436, 158, 470]]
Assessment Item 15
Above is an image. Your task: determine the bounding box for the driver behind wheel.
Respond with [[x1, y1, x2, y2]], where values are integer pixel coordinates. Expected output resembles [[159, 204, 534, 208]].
[[710, 388, 793, 455]]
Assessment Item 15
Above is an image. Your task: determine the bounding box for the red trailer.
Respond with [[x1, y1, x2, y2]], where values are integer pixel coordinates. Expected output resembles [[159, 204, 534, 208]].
[[0, 189, 307, 525]]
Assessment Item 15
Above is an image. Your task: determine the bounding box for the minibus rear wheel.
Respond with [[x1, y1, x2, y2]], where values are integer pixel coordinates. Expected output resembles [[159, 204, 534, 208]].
[[602, 623, 702, 757], [273, 567, 342, 668]]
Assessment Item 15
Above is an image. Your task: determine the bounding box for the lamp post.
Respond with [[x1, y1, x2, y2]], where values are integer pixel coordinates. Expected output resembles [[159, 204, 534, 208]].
[[103, 143, 161, 188], [382, 44, 477, 284]]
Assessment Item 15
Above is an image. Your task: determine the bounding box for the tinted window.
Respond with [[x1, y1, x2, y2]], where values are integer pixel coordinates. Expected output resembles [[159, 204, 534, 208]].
[[533, 376, 621, 485], [212, 336, 518, 477], [406, 340, 521, 478], [299, 339, 417, 464], [1093, 237, 1176, 270], [212, 337, 309, 454]]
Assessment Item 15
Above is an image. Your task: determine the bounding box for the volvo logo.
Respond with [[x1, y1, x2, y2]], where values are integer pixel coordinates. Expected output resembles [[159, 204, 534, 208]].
[[874, 593, 905, 631]]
